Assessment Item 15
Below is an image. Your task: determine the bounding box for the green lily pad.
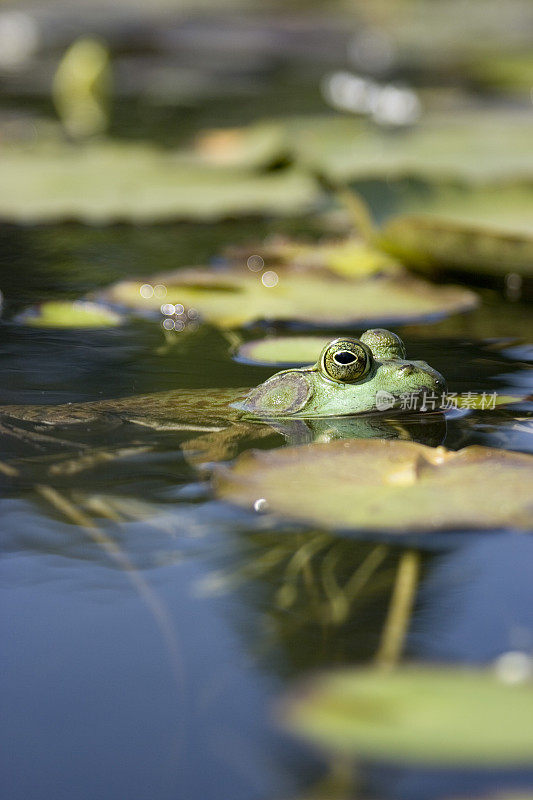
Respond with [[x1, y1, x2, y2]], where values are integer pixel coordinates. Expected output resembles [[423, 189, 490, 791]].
[[359, 0, 533, 75], [100, 266, 477, 328], [16, 300, 123, 328], [214, 439, 533, 533], [193, 122, 287, 170], [229, 238, 402, 279], [236, 336, 331, 366], [203, 112, 533, 184], [469, 52, 533, 92], [288, 112, 533, 183], [380, 185, 533, 278], [281, 666, 533, 765], [0, 142, 319, 223]]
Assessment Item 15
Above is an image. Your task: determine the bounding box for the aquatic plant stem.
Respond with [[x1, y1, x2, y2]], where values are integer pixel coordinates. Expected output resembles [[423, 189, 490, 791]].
[[336, 186, 375, 242], [375, 548, 420, 669], [313, 169, 375, 242], [35, 483, 185, 692]]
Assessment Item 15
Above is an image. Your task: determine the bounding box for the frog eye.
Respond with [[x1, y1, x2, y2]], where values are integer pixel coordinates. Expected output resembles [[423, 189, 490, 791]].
[[319, 338, 373, 383], [360, 328, 406, 360]]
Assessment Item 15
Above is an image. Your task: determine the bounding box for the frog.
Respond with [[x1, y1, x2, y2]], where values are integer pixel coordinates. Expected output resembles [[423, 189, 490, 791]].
[[0, 329, 446, 465], [237, 328, 446, 417]]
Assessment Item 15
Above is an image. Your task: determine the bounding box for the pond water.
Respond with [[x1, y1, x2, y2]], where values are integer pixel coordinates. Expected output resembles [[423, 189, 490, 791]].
[[1, 219, 532, 800]]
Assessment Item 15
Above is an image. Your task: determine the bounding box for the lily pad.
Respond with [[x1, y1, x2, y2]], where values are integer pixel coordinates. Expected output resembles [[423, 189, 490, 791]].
[[101, 266, 477, 328], [236, 336, 331, 366], [15, 300, 123, 328], [281, 666, 533, 765], [229, 237, 402, 279], [380, 185, 533, 278], [187, 111, 533, 184], [288, 112, 533, 183], [356, 0, 533, 76], [0, 142, 319, 223], [193, 122, 287, 170], [469, 52, 533, 92], [214, 439, 533, 533]]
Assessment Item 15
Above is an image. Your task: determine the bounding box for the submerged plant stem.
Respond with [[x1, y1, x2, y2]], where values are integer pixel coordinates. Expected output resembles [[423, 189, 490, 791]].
[[375, 548, 420, 669], [336, 186, 375, 242], [35, 484, 185, 693]]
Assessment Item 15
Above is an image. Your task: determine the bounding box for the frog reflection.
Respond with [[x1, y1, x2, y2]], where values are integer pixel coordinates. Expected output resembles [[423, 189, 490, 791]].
[[0, 329, 446, 462]]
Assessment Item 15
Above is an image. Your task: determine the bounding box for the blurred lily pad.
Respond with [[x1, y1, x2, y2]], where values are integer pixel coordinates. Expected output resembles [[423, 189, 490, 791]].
[[186, 111, 533, 183], [361, 0, 533, 76], [288, 112, 533, 183], [101, 266, 477, 328], [236, 336, 330, 366], [282, 666, 533, 765], [193, 122, 287, 170], [0, 142, 319, 223], [229, 237, 402, 279], [380, 185, 533, 278], [16, 300, 123, 328], [470, 52, 533, 92], [214, 439, 533, 533]]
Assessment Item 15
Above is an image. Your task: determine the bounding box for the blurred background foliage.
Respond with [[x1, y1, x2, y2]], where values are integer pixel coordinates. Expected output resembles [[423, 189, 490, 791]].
[[1, 0, 532, 302]]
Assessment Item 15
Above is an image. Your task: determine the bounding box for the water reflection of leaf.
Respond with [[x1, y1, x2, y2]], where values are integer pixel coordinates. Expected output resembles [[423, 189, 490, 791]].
[[197, 528, 401, 667]]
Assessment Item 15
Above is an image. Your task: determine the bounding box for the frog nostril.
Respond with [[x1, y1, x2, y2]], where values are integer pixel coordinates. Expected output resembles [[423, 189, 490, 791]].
[[398, 365, 415, 376]]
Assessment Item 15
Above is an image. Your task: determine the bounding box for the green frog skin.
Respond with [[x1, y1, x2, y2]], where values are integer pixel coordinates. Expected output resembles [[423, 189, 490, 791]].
[[0, 330, 444, 430], [237, 328, 446, 418], [0, 330, 446, 461]]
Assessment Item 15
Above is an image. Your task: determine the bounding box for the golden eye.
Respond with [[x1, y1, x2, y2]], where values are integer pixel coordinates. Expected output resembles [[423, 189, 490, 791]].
[[319, 338, 373, 383]]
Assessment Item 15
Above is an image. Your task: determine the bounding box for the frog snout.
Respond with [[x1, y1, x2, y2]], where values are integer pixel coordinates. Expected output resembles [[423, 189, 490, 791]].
[[396, 362, 446, 392], [433, 374, 446, 391], [422, 367, 446, 393]]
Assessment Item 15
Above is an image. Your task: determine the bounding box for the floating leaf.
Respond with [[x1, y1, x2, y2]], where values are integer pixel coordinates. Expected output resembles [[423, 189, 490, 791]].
[[470, 52, 533, 92], [289, 112, 533, 183], [16, 300, 123, 328], [380, 185, 533, 278], [193, 122, 287, 169], [202, 112, 533, 183], [0, 143, 319, 223], [214, 439, 533, 533], [361, 0, 533, 76], [282, 666, 533, 765], [230, 238, 401, 279], [101, 266, 477, 328], [236, 336, 331, 366]]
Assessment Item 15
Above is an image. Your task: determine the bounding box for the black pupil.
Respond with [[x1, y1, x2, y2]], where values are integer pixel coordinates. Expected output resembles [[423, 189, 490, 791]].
[[334, 350, 357, 365]]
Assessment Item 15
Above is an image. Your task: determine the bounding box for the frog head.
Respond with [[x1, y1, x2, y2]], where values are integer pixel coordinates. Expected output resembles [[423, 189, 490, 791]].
[[238, 328, 446, 418]]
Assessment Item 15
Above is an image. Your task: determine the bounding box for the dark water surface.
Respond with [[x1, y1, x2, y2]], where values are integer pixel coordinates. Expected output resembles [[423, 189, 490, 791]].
[[1, 222, 533, 800]]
